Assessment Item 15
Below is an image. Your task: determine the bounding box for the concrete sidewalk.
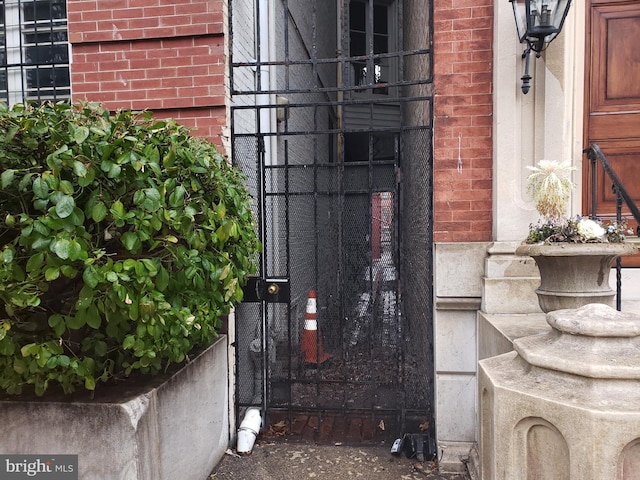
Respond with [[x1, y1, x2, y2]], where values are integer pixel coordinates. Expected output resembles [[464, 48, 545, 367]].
[[209, 442, 469, 480]]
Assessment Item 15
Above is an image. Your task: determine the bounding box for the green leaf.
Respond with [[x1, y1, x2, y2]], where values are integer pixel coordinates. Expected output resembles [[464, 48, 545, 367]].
[[34, 381, 47, 397], [121, 232, 141, 252], [73, 160, 88, 177], [5, 124, 18, 141], [67, 240, 82, 261], [66, 313, 86, 330], [60, 265, 78, 278], [84, 376, 96, 391], [156, 267, 169, 291], [59, 180, 74, 195], [90, 126, 106, 136], [26, 252, 44, 272], [35, 346, 52, 367], [45, 267, 60, 281], [33, 199, 49, 211], [51, 144, 69, 158], [136, 322, 146, 338], [13, 358, 27, 374], [52, 238, 71, 259], [219, 263, 231, 281], [94, 341, 107, 357], [141, 188, 162, 211], [128, 298, 139, 320], [123, 335, 135, 349], [31, 237, 51, 251], [216, 224, 229, 242], [110, 200, 125, 219], [20, 343, 39, 357], [0, 336, 14, 356], [66, 207, 84, 227], [76, 285, 94, 310], [91, 202, 108, 222], [83, 265, 101, 289], [133, 190, 144, 206], [2, 247, 14, 264], [108, 163, 121, 178], [55, 195, 76, 218], [78, 167, 96, 187], [33, 177, 49, 199], [163, 150, 176, 167], [169, 186, 186, 208], [18, 172, 34, 191], [215, 202, 226, 219], [48, 314, 66, 337], [1, 169, 15, 189], [74, 126, 90, 144], [85, 305, 101, 329], [140, 258, 158, 275], [122, 258, 137, 271]]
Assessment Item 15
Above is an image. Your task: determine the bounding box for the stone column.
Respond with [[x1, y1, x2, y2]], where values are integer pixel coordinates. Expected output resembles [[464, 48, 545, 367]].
[[479, 304, 640, 480]]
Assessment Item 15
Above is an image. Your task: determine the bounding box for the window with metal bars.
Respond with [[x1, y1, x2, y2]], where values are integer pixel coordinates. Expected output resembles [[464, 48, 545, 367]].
[[349, 0, 395, 95], [0, 0, 70, 105]]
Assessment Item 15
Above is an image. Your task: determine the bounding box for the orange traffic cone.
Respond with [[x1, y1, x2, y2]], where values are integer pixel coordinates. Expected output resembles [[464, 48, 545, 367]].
[[301, 290, 333, 366]]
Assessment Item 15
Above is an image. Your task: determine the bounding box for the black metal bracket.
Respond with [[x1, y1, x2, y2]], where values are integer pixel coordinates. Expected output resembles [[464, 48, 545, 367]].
[[521, 45, 532, 94], [242, 276, 290, 303]]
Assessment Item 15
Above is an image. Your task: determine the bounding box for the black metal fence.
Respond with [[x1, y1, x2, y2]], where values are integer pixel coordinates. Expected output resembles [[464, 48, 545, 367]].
[[230, 0, 434, 442], [585, 144, 640, 310]]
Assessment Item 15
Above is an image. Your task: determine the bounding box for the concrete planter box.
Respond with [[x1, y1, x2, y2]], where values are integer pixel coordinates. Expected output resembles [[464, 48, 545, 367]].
[[0, 335, 229, 480]]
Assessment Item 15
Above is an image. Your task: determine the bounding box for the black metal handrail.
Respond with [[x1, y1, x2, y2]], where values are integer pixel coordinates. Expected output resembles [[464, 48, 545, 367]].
[[584, 143, 640, 310]]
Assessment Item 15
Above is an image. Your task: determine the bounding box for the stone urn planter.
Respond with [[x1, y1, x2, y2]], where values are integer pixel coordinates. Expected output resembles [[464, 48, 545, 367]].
[[515, 242, 638, 313]]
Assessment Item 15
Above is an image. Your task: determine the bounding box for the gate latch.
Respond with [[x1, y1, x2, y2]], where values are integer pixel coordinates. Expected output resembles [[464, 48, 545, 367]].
[[242, 277, 290, 303]]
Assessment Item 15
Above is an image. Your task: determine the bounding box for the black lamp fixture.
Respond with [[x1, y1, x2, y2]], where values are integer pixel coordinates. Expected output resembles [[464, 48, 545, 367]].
[[510, 0, 572, 94]]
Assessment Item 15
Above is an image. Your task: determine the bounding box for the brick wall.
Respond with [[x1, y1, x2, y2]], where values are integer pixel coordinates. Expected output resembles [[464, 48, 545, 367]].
[[68, 0, 226, 145], [433, 0, 493, 242]]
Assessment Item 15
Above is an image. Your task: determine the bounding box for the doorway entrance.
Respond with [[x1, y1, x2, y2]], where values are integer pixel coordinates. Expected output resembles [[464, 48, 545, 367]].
[[583, 1, 640, 245]]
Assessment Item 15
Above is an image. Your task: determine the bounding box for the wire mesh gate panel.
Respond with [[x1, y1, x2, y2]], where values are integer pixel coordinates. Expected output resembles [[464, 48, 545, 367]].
[[230, 0, 434, 444]]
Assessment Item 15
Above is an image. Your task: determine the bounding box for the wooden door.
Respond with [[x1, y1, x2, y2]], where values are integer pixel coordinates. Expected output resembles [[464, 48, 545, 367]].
[[584, 1, 640, 235]]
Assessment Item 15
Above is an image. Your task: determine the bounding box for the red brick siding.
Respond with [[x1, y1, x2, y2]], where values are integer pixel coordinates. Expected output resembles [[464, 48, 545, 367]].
[[67, 1, 223, 43], [68, 0, 226, 145], [433, 0, 493, 242], [153, 108, 227, 147]]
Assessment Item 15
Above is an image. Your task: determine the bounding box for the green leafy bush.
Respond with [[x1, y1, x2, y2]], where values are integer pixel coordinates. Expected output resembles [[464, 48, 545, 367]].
[[0, 101, 259, 395]]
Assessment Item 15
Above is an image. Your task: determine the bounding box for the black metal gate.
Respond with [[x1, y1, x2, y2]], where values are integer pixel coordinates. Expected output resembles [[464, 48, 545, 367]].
[[230, 0, 434, 444]]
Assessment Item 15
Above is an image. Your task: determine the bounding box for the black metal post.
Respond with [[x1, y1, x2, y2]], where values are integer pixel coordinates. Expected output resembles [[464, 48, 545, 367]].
[[616, 187, 623, 311]]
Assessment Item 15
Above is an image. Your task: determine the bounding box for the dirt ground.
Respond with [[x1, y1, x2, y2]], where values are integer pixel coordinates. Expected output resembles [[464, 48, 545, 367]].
[[208, 441, 469, 480]]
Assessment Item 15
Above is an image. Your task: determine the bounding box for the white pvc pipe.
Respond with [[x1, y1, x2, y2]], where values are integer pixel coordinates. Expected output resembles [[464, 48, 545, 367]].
[[237, 407, 262, 454]]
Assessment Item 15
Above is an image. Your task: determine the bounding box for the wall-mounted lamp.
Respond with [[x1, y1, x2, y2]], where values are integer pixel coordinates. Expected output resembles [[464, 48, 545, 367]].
[[509, 0, 572, 94]]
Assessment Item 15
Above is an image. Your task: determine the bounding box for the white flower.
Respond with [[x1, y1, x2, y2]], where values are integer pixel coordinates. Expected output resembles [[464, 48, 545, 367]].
[[526, 160, 576, 221], [577, 218, 606, 241]]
